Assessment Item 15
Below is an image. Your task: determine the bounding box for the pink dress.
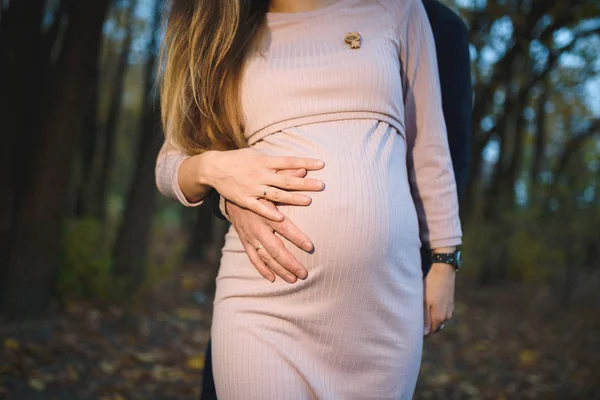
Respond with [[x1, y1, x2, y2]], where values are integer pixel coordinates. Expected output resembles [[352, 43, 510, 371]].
[[156, 0, 462, 398]]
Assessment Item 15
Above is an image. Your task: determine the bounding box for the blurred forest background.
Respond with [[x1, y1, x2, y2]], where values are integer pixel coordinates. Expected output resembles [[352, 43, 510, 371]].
[[1, 0, 599, 399]]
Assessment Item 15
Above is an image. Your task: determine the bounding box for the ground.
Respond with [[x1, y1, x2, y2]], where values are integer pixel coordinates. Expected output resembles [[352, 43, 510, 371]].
[[1, 267, 598, 400]]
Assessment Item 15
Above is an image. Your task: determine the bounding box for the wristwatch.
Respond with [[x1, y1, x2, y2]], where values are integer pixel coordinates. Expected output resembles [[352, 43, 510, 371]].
[[431, 249, 462, 271]]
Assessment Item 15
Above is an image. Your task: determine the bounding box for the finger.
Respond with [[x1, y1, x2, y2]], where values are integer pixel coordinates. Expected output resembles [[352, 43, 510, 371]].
[[430, 310, 445, 334], [423, 303, 432, 337], [254, 243, 298, 284], [276, 168, 307, 177], [241, 241, 275, 283], [245, 199, 285, 222], [261, 186, 313, 206], [257, 227, 308, 279], [266, 173, 325, 192], [269, 215, 314, 253], [264, 156, 325, 171], [446, 307, 454, 321]]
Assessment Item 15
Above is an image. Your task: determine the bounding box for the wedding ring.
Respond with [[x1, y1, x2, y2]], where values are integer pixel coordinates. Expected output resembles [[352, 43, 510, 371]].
[[255, 244, 264, 251], [262, 185, 270, 198], [435, 323, 446, 333]]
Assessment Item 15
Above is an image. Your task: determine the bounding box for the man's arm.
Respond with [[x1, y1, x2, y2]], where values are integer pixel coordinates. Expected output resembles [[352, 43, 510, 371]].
[[208, 188, 228, 221], [433, 2, 472, 199]]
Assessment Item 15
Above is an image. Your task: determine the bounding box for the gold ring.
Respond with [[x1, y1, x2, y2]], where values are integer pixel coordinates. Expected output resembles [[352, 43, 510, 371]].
[[262, 185, 270, 198], [255, 244, 264, 251]]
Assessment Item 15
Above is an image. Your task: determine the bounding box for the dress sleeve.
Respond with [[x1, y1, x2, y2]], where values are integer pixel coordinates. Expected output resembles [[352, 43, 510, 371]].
[[398, 0, 462, 249], [155, 136, 204, 207]]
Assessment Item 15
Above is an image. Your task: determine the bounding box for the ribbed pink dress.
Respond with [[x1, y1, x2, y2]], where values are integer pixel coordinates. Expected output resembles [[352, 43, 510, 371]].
[[156, 0, 462, 398]]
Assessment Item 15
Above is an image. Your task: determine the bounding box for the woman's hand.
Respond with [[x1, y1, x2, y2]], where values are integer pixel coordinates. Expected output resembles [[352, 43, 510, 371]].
[[423, 262, 456, 337], [180, 148, 325, 221]]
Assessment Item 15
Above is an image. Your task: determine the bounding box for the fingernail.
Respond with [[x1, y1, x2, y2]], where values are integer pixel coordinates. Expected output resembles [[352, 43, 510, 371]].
[[302, 196, 311, 205], [286, 274, 296, 283], [302, 242, 313, 251], [424, 327, 429, 335], [297, 270, 307, 279], [314, 160, 325, 167], [317, 181, 325, 189]]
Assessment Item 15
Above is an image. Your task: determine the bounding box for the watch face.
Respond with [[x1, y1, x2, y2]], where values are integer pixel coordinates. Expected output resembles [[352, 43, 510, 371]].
[[455, 250, 462, 269]]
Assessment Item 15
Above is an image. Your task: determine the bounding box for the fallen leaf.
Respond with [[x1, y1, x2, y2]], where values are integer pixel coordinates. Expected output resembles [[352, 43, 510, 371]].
[[65, 300, 80, 314], [187, 354, 205, 370], [181, 276, 198, 291], [66, 365, 79, 381], [430, 372, 452, 386], [176, 308, 204, 321], [100, 361, 119, 375], [28, 378, 46, 391], [519, 349, 538, 367], [458, 381, 480, 396], [3, 338, 19, 351], [151, 365, 183, 382], [135, 351, 162, 363]]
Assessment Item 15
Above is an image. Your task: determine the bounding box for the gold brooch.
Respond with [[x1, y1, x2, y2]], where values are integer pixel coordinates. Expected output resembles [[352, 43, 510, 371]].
[[344, 32, 361, 49]]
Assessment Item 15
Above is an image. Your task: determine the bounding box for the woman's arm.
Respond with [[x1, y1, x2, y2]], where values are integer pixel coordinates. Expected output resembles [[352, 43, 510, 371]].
[[155, 137, 207, 207], [155, 136, 326, 221], [399, 0, 462, 251]]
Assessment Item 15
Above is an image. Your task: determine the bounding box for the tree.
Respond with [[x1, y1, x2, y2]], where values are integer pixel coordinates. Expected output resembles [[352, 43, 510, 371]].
[[461, 0, 600, 216], [1, 0, 111, 318], [91, 0, 139, 219], [112, 0, 163, 288]]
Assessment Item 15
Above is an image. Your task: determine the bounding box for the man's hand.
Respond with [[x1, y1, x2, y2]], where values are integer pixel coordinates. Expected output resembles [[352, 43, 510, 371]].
[[226, 168, 314, 284], [423, 262, 456, 337]]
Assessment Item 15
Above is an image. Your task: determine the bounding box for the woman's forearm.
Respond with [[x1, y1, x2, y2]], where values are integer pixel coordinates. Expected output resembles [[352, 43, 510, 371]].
[[155, 138, 222, 207], [178, 150, 221, 203]]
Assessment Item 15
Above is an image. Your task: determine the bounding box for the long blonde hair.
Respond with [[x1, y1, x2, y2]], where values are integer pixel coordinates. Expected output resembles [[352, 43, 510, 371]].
[[159, 0, 269, 153]]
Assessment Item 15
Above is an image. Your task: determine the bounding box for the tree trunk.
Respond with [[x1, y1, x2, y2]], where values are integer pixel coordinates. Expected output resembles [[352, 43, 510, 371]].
[[112, 0, 162, 288], [2, 0, 111, 319], [0, 0, 45, 309], [92, 0, 138, 219], [529, 83, 548, 201], [74, 79, 102, 217]]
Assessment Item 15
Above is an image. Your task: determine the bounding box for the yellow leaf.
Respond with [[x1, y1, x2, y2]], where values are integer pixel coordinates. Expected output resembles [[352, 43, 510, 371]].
[[65, 300, 79, 314], [430, 372, 452, 386], [135, 352, 162, 363], [176, 308, 203, 321], [3, 338, 19, 351], [28, 378, 46, 391], [519, 349, 538, 367], [100, 361, 119, 374], [187, 354, 205, 370], [66, 365, 79, 381], [151, 365, 183, 382], [473, 342, 488, 352], [458, 381, 480, 396], [181, 276, 198, 291]]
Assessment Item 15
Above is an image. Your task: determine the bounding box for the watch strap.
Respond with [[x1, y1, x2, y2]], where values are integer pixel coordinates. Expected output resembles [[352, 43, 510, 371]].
[[431, 251, 460, 270]]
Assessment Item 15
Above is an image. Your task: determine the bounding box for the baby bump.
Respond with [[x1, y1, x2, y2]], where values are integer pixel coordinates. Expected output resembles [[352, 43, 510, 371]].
[[244, 120, 421, 265]]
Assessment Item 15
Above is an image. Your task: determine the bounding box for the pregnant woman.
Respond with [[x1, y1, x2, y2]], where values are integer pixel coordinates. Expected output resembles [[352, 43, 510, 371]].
[[156, 0, 462, 398]]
